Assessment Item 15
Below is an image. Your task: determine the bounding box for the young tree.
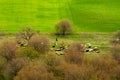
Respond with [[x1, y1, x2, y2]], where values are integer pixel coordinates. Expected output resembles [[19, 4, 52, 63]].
[[16, 27, 35, 47], [55, 20, 72, 35], [17, 27, 35, 41]]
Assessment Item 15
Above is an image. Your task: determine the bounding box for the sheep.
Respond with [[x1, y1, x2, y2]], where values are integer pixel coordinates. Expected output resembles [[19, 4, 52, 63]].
[[85, 47, 100, 53], [17, 41, 27, 47], [55, 51, 64, 56], [87, 43, 92, 48], [55, 48, 62, 51], [52, 42, 56, 48], [93, 47, 100, 53]]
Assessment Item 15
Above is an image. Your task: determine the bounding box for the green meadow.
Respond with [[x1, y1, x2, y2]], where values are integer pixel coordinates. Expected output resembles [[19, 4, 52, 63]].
[[0, 0, 120, 32]]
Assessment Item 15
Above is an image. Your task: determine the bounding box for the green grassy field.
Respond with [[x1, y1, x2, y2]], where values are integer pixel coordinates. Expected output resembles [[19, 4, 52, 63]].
[[0, 0, 120, 32]]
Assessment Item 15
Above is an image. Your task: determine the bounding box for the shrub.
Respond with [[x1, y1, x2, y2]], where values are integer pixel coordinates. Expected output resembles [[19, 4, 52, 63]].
[[0, 41, 18, 61], [64, 43, 85, 64], [28, 35, 50, 53], [14, 61, 56, 80], [111, 30, 120, 63], [44, 53, 62, 67], [0, 56, 6, 71], [111, 30, 120, 45], [44, 53, 63, 77], [113, 65, 120, 80], [0, 56, 7, 80], [56, 56, 119, 80], [111, 45, 120, 63], [4, 58, 29, 80], [55, 20, 72, 35], [16, 47, 39, 59], [56, 63, 92, 80], [89, 57, 118, 80]]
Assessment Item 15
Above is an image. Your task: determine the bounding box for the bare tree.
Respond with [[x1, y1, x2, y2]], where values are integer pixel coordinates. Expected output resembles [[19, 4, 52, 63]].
[[16, 27, 35, 47], [16, 27, 35, 41]]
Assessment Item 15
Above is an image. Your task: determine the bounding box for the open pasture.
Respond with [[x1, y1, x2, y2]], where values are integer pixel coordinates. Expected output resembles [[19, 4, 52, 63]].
[[0, 0, 120, 32]]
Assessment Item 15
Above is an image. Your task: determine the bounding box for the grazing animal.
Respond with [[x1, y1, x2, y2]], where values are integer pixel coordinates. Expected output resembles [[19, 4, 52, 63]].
[[55, 48, 62, 51], [85, 47, 100, 53], [87, 43, 92, 48], [52, 42, 56, 48], [55, 51, 64, 56], [16, 40, 28, 47]]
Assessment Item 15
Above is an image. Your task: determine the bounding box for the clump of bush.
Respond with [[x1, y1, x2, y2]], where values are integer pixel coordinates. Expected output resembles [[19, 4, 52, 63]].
[[64, 43, 85, 64], [89, 57, 118, 80], [111, 30, 120, 63], [111, 30, 120, 45], [56, 63, 92, 80], [55, 20, 72, 35], [28, 35, 50, 53], [111, 45, 120, 64], [0, 41, 18, 61], [44, 53, 62, 68], [4, 58, 29, 80], [113, 65, 120, 80], [16, 47, 40, 59], [14, 61, 56, 80], [44, 53, 63, 77], [0, 56, 7, 80]]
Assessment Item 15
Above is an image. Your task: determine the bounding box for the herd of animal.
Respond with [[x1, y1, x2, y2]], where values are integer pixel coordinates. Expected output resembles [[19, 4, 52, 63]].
[[51, 38, 100, 55], [15, 37, 100, 56]]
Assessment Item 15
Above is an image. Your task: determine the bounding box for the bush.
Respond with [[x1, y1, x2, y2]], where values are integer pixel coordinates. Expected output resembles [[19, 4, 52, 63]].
[[44, 53, 62, 67], [55, 20, 72, 35], [44, 53, 63, 77], [14, 61, 56, 80], [0, 56, 7, 80], [89, 57, 118, 80], [4, 58, 29, 80], [64, 43, 85, 64], [56, 56, 119, 80], [111, 45, 120, 63], [0, 41, 18, 61], [16, 47, 39, 59], [113, 65, 120, 80], [111, 30, 120, 64], [111, 30, 120, 45], [56, 63, 92, 80], [28, 35, 50, 53]]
